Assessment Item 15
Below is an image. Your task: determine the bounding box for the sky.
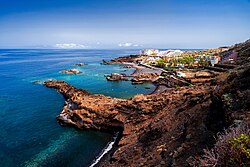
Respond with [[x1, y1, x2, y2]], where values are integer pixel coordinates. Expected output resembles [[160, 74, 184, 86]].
[[0, 0, 249, 49]]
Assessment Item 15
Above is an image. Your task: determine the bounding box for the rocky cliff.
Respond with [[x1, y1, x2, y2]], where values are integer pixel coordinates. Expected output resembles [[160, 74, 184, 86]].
[[44, 40, 250, 167]]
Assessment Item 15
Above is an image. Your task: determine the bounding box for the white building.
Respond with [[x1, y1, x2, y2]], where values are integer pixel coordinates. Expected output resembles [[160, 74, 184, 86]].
[[140, 49, 159, 56], [157, 50, 183, 57], [210, 56, 220, 66], [145, 56, 160, 61]]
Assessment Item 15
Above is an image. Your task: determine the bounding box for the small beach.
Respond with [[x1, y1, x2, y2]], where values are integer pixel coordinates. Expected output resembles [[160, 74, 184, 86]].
[[115, 62, 170, 94]]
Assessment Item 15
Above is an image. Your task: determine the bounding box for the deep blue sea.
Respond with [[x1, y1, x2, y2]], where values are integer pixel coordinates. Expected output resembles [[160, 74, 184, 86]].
[[0, 49, 155, 167]]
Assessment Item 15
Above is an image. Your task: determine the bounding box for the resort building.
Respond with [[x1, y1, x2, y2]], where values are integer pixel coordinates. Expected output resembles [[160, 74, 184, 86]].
[[219, 47, 230, 52], [210, 56, 221, 66], [157, 50, 183, 58], [141, 56, 160, 65], [140, 49, 159, 56]]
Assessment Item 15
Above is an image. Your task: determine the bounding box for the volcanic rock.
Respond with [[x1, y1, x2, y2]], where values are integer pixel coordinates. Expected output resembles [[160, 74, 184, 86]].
[[123, 65, 133, 68], [60, 69, 82, 74], [101, 55, 140, 65], [106, 73, 129, 81], [131, 73, 159, 83], [74, 63, 88, 66]]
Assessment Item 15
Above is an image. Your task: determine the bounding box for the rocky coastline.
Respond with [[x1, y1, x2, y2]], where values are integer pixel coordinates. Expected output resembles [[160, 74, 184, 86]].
[[101, 54, 226, 94], [44, 40, 250, 166]]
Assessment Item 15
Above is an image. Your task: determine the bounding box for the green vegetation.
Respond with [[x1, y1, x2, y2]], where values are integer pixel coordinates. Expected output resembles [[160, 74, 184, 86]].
[[167, 58, 179, 67], [143, 49, 220, 68], [156, 58, 166, 68], [195, 124, 250, 167], [229, 134, 250, 166], [198, 57, 210, 67], [177, 56, 195, 67], [165, 66, 174, 71]]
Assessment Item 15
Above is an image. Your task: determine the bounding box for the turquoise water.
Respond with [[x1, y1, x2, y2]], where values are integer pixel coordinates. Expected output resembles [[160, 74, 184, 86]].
[[0, 49, 155, 167]]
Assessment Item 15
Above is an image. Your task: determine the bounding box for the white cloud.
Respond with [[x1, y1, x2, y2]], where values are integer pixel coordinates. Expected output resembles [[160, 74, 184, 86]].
[[118, 42, 141, 47], [119, 42, 133, 47], [54, 43, 87, 49]]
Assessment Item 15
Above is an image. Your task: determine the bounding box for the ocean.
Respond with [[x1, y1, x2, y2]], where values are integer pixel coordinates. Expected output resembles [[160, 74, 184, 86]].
[[0, 49, 155, 167]]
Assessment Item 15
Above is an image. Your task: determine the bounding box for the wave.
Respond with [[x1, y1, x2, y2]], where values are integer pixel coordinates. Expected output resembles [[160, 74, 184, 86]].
[[89, 132, 119, 167]]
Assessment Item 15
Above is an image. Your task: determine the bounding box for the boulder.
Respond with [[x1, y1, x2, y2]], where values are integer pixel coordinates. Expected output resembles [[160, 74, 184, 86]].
[[74, 63, 88, 66], [61, 69, 82, 74], [106, 73, 129, 81]]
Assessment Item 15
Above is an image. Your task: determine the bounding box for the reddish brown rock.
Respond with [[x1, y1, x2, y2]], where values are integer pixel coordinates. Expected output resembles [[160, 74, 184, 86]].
[[106, 73, 129, 81], [101, 55, 140, 65], [45, 80, 124, 131], [44, 79, 215, 166], [74, 63, 88, 66], [131, 72, 159, 83]]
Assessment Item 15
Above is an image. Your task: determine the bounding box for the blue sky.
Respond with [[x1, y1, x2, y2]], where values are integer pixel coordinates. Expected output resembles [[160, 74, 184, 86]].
[[0, 0, 249, 49]]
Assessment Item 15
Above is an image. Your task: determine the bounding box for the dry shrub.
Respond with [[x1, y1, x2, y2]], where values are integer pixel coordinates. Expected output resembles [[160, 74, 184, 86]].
[[192, 123, 249, 167]]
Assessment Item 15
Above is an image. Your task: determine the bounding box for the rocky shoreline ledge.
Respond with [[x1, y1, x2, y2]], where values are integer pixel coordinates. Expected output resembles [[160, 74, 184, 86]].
[[44, 40, 250, 166], [44, 65, 249, 166]]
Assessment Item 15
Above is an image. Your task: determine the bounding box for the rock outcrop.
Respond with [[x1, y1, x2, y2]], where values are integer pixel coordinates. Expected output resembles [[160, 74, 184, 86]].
[[153, 75, 191, 88], [44, 80, 124, 131], [101, 55, 140, 65], [131, 72, 159, 84], [106, 73, 129, 81], [60, 69, 82, 74], [123, 65, 133, 68], [74, 63, 88, 66]]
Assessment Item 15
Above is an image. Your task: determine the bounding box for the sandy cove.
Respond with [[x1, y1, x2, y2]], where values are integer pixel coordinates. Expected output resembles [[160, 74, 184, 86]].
[[105, 62, 174, 94], [124, 62, 173, 94]]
